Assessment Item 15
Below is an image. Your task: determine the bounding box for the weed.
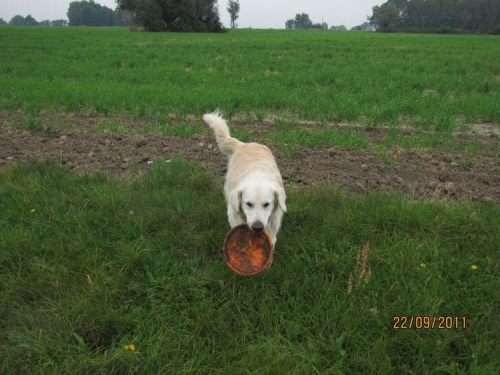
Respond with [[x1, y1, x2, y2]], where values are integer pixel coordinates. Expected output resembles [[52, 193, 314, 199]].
[[23, 115, 44, 131], [96, 120, 127, 133], [347, 242, 372, 294]]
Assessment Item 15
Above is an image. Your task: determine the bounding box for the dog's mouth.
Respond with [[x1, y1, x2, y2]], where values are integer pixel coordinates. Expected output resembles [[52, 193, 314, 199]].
[[249, 221, 264, 233]]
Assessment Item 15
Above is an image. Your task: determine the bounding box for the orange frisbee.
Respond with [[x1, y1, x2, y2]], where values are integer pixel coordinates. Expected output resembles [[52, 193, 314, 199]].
[[223, 223, 274, 276]]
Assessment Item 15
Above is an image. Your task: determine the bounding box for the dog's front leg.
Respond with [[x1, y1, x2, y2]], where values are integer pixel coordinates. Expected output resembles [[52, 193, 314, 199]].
[[267, 210, 284, 246]]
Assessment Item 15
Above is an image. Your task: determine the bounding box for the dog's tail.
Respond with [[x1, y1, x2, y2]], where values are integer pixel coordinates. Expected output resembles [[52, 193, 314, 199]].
[[202, 110, 242, 156]]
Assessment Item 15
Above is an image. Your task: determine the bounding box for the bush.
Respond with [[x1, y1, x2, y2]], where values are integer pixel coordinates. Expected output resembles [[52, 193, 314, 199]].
[[436, 26, 453, 34]]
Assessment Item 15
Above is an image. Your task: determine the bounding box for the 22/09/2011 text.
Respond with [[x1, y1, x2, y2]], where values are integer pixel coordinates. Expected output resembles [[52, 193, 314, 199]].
[[393, 316, 466, 329]]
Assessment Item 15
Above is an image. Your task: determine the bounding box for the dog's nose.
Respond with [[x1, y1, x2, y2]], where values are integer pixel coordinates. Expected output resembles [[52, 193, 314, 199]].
[[251, 221, 264, 233]]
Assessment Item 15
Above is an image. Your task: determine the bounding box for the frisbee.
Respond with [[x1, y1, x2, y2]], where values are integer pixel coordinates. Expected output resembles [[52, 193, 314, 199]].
[[223, 223, 274, 276]]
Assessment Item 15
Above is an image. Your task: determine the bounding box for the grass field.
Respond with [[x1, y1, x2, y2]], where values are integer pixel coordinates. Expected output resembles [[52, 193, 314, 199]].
[[1, 160, 499, 374], [1, 26, 500, 373], [1, 27, 499, 130]]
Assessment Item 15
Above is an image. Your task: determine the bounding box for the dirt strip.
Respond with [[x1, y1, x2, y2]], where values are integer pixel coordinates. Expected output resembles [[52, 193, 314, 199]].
[[1, 111, 499, 202]]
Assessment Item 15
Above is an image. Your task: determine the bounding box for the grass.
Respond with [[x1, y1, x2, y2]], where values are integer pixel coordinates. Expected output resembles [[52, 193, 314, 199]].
[[1, 27, 497, 157], [94, 118, 204, 137], [0, 27, 499, 130], [0, 26, 499, 373], [267, 119, 370, 150], [1, 159, 499, 374]]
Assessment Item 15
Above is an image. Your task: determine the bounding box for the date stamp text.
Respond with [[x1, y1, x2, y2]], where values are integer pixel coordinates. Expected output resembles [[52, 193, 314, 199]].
[[393, 316, 466, 329]]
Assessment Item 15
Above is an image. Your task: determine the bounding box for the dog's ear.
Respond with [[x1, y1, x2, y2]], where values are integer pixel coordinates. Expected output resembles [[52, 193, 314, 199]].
[[229, 189, 243, 213], [274, 186, 287, 213]]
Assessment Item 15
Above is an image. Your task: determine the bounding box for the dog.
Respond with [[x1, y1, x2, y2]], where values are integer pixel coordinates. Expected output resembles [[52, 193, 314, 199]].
[[203, 111, 286, 246]]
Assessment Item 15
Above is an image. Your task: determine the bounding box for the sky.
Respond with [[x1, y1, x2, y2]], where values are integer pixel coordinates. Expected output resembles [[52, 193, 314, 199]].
[[0, 0, 385, 29]]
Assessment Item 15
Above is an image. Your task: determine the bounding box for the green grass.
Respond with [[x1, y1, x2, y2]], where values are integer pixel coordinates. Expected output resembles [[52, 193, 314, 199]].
[[267, 119, 370, 149], [1, 27, 499, 129], [94, 118, 204, 137], [1, 26, 499, 373], [1, 160, 499, 374]]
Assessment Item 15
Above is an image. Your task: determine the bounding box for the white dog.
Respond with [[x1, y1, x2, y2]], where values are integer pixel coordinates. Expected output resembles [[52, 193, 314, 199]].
[[203, 111, 286, 246]]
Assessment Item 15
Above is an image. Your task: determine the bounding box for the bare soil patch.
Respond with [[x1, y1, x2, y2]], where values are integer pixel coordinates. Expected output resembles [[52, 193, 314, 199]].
[[1, 111, 499, 202]]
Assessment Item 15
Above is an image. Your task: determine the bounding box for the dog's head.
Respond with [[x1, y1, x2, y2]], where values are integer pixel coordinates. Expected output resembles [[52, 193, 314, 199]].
[[229, 182, 286, 233]]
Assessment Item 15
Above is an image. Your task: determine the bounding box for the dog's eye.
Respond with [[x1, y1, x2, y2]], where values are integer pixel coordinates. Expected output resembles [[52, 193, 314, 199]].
[[246, 202, 253, 208], [263, 202, 270, 208]]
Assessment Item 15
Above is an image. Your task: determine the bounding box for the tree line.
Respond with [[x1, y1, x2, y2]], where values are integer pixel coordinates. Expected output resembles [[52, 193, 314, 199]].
[[3, 0, 240, 33], [285, 13, 327, 30], [2, 1, 136, 27], [285, 13, 372, 31], [370, 0, 500, 33], [6, 0, 497, 34], [2, 15, 68, 27]]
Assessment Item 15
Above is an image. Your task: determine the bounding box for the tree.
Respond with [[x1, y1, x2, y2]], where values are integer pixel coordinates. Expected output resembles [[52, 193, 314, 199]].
[[9, 15, 27, 25], [0, 18, 7, 26], [114, 8, 136, 26], [370, 2, 399, 31], [117, 0, 226, 32], [285, 13, 313, 29], [285, 19, 295, 29], [227, 0, 240, 29], [351, 22, 373, 31], [129, 0, 167, 31], [67, 0, 114, 26], [294, 13, 313, 29], [25, 15, 39, 26]]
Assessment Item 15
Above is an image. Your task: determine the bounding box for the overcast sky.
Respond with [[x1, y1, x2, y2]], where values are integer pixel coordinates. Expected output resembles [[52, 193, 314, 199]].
[[1, 0, 385, 29]]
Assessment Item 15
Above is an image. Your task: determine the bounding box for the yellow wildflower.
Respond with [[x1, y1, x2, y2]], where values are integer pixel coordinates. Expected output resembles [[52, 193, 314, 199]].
[[420, 263, 426, 268], [471, 264, 478, 270], [30, 209, 36, 213], [124, 344, 136, 351]]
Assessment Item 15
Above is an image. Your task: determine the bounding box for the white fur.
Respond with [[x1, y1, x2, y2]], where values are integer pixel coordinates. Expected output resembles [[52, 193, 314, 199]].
[[203, 111, 286, 246]]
